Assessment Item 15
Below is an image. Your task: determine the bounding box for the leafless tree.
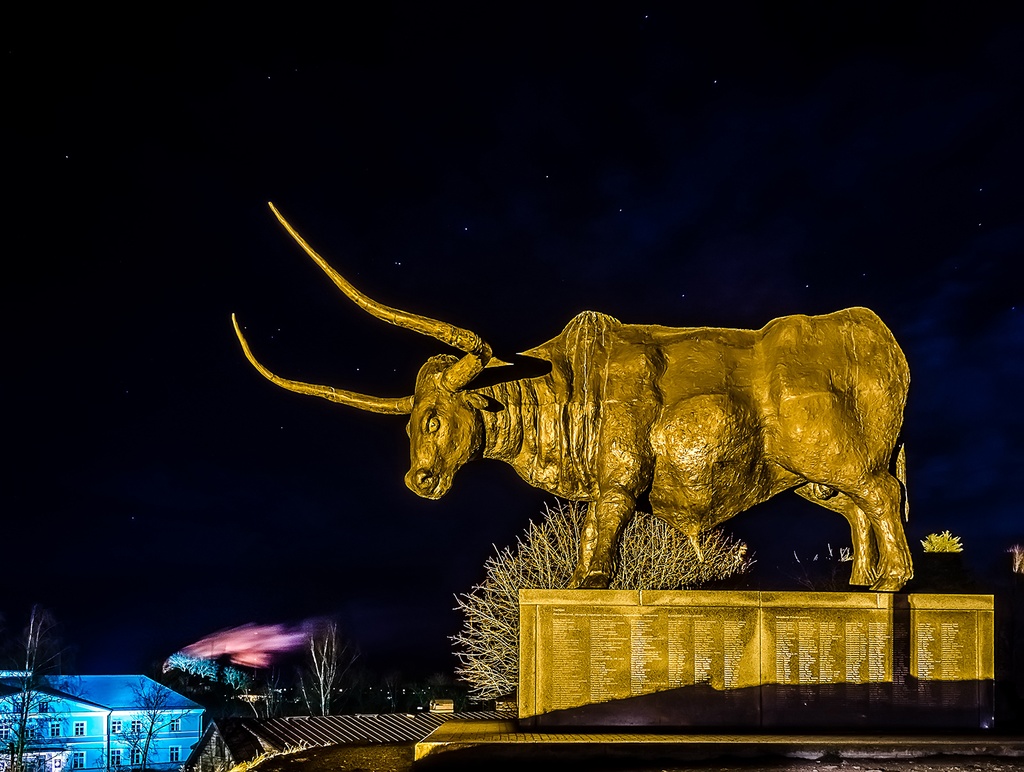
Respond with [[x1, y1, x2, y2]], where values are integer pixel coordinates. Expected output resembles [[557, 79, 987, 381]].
[[297, 621, 358, 716], [240, 669, 284, 719], [380, 671, 402, 712], [0, 606, 65, 772], [121, 678, 188, 770]]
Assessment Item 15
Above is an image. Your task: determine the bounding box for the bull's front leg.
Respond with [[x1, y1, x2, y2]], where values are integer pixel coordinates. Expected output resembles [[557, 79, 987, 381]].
[[568, 487, 636, 589]]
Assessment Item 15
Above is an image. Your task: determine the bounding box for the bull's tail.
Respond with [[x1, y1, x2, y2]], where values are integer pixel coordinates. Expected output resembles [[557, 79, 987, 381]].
[[895, 442, 909, 522]]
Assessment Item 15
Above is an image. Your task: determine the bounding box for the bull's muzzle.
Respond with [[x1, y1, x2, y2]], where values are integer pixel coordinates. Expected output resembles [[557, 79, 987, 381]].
[[405, 468, 450, 500]]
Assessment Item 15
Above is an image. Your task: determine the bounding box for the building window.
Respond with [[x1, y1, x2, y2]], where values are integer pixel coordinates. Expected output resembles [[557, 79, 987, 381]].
[[168, 748, 180, 764], [0, 722, 9, 741], [168, 719, 181, 732], [130, 749, 142, 766], [49, 721, 61, 738], [39, 702, 50, 713], [109, 750, 121, 768], [71, 753, 85, 770], [111, 720, 121, 734], [130, 720, 142, 734], [73, 722, 86, 737], [53, 757, 63, 770]]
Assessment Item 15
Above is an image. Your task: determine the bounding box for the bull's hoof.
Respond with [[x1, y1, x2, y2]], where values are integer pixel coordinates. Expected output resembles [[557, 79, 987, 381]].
[[579, 571, 610, 589], [568, 571, 610, 589], [849, 563, 878, 586], [868, 555, 912, 592], [870, 572, 910, 592]]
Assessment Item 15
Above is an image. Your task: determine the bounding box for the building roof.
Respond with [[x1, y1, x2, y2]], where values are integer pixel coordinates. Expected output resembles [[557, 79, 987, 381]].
[[0, 675, 109, 711], [74, 675, 202, 711], [0, 674, 200, 713], [203, 712, 504, 755], [209, 718, 269, 763], [184, 712, 508, 771]]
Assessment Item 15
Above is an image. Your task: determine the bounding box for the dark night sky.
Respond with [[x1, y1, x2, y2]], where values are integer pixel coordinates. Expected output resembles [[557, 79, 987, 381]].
[[5, 4, 1023, 678]]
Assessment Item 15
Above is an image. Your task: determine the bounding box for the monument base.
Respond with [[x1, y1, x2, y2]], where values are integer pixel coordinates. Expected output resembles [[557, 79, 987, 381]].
[[519, 590, 994, 729]]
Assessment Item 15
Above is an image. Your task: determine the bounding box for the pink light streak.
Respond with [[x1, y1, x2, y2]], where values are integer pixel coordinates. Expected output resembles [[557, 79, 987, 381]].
[[179, 621, 316, 668]]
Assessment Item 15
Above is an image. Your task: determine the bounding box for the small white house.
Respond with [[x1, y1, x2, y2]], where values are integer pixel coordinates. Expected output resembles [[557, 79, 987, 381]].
[[0, 674, 203, 772]]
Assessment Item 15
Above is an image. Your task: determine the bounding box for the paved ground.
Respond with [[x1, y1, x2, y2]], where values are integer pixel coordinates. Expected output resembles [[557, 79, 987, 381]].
[[255, 742, 1024, 772], [413, 720, 1024, 766], [246, 718, 1024, 772]]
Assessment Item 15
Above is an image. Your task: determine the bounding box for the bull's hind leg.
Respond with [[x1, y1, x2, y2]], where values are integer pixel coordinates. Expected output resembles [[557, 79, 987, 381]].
[[844, 473, 913, 591], [793, 484, 877, 586]]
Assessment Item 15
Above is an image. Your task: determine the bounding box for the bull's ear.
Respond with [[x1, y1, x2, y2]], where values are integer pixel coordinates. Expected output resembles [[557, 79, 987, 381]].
[[461, 392, 490, 411]]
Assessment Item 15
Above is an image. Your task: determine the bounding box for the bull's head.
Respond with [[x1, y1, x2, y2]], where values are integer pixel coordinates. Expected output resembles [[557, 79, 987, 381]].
[[233, 203, 502, 500]]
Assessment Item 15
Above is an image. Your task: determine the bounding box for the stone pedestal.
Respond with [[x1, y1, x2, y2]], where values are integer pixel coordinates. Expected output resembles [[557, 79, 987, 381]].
[[519, 590, 994, 729]]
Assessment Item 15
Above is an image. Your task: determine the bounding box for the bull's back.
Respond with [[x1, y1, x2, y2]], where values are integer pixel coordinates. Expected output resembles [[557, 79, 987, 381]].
[[622, 324, 761, 404], [642, 307, 908, 462]]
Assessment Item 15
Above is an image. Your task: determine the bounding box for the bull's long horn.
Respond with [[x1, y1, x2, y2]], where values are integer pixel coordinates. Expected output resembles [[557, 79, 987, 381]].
[[232, 315, 414, 415], [269, 202, 491, 358]]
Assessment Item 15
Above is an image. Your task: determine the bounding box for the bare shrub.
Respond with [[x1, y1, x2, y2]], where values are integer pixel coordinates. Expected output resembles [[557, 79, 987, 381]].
[[1010, 544, 1024, 575], [788, 543, 854, 591], [452, 501, 754, 700]]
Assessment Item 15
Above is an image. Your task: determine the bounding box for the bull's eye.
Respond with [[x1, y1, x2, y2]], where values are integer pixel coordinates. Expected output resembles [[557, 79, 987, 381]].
[[426, 415, 441, 434]]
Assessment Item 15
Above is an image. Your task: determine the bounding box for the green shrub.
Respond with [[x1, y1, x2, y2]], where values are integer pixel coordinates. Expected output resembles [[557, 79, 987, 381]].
[[921, 530, 964, 553]]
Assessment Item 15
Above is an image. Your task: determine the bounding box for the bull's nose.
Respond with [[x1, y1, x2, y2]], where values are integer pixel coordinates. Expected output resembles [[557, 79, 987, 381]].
[[406, 468, 437, 492]]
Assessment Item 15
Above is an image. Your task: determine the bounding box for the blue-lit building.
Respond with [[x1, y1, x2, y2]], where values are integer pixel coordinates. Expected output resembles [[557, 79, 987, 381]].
[[0, 675, 203, 772]]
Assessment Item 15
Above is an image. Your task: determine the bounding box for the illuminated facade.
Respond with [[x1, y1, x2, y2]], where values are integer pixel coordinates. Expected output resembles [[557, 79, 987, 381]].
[[0, 675, 203, 772]]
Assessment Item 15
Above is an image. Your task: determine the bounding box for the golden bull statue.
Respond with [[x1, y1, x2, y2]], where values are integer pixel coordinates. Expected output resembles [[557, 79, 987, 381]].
[[234, 203, 913, 591]]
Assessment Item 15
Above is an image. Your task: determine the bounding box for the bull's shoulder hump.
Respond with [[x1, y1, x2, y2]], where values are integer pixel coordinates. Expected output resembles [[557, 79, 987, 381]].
[[519, 310, 623, 359]]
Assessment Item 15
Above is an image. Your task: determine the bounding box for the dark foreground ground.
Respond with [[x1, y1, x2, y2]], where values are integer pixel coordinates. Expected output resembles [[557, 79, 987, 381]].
[[254, 743, 1024, 772]]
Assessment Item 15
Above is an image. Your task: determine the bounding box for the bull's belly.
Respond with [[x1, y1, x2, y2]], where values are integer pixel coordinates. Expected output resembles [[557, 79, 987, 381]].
[[648, 393, 793, 531], [649, 453, 787, 523]]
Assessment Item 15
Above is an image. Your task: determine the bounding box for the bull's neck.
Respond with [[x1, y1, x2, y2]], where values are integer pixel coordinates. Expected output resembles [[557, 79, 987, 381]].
[[472, 376, 597, 500], [475, 380, 528, 462]]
